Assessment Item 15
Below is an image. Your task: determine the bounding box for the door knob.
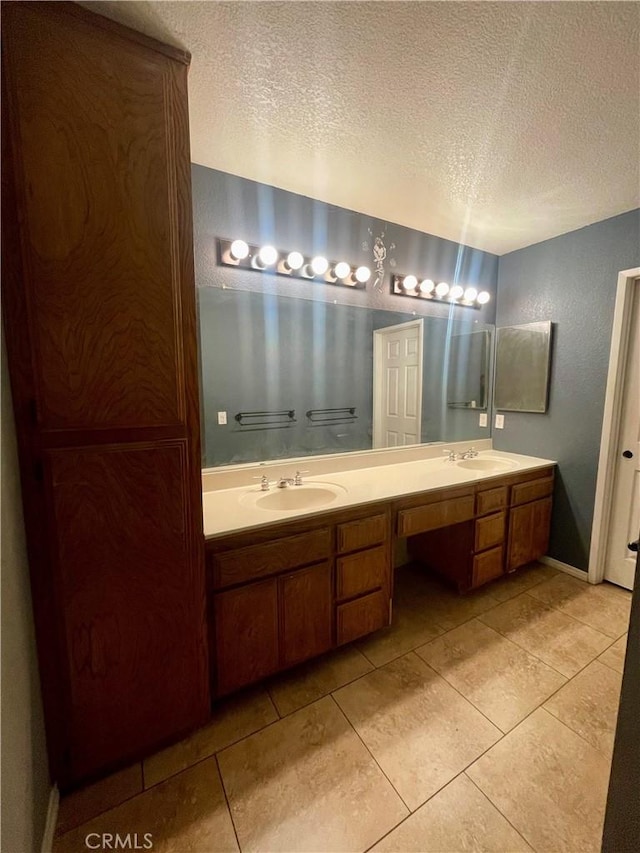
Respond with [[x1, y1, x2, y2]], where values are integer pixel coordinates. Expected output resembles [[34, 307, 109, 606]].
[[622, 450, 634, 458], [628, 540, 639, 553]]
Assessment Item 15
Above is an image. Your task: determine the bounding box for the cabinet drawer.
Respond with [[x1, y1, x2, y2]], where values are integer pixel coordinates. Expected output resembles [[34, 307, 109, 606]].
[[511, 476, 554, 506], [337, 513, 387, 554], [211, 527, 331, 588], [476, 486, 507, 516], [474, 511, 506, 553], [472, 547, 504, 588], [337, 546, 387, 600], [337, 589, 389, 645], [397, 495, 474, 537]]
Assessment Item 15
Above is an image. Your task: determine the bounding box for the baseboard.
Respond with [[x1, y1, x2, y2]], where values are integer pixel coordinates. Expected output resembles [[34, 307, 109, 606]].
[[41, 785, 59, 853], [540, 555, 588, 580]]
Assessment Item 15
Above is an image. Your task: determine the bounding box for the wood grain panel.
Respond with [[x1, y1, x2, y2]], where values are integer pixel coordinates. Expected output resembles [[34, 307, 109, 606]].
[[337, 590, 389, 646], [472, 547, 505, 587], [214, 579, 279, 696], [4, 4, 184, 431], [279, 562, 332, 667], [212, 528, 331, 589], [510, 476, 554, 507], [397, 495, 475, 537], [507, 497, 553, 571], [476, 486, 508, 516], [337, 513, 388, 554], [47, 442, 209, 781], [337, 547, 388, 601], [474, 511, 506, 553]]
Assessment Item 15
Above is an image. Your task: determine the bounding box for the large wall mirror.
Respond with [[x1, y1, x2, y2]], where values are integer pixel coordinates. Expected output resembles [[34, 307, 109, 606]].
[[198, 287, 494, 467]]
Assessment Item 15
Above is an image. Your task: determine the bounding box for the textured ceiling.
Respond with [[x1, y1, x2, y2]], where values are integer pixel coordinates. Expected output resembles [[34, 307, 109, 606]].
[[82, 1, 639, 254]]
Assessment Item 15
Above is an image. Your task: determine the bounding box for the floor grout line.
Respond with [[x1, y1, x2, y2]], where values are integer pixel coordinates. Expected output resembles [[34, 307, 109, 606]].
[[463, 770, 538, 852], [214, 753, 242, 853], [328, 693, 412, 815]]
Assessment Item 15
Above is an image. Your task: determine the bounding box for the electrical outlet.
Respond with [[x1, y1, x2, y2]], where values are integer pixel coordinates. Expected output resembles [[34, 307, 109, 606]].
[[495, 413, 505, 429], [479, 412, 488, 427], [217, 411, 227, 425]]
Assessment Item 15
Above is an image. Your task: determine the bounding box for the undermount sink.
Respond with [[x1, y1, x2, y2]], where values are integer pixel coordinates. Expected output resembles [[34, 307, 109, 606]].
[[457, 457, 518, 472], [241, 482, 347, 512]]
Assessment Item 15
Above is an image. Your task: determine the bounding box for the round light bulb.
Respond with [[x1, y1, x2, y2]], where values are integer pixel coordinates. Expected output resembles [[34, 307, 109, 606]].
[[311, 256, 329, 276], [354, 266, 371, 283], [333, 261, 351, 279], [435, 281, 450, 297], [402, 275, 418, 291], [450, 284, 464, 300], [419, 279, 435, 294], [477, 291, 491, 305], [464, 287, 478, 302], [286, 251, 304, 270], [230, 239, 249, 260], [258, 245, 278, 266]]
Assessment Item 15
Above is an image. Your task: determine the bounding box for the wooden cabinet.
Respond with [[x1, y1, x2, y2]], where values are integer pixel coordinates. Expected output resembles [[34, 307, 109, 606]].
[[215, 580, 279, 696], [280, 562, 333, 667], [507, 497, 553, 572], [207, 505, 391, 695], [2, 3, 208, 787], [405, 468, 554, 593]]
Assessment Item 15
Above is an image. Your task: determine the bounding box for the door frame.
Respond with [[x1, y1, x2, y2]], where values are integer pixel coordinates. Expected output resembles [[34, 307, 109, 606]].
[[589, 267, 640, 584], [372, 318, 424, 449]]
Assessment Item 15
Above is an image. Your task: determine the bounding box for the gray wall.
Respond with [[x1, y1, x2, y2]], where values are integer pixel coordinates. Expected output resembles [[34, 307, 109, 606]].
[[494, 209, 640, 570], [1, 331, 50, 852]]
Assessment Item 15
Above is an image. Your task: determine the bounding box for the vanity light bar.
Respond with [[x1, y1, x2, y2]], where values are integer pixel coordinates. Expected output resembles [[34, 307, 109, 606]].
[[218, 238, 371, 290], [391, 275, 490, 309]]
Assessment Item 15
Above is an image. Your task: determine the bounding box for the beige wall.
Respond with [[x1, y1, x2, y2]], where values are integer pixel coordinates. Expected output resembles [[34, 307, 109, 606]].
[[1, 328, 50, 852]]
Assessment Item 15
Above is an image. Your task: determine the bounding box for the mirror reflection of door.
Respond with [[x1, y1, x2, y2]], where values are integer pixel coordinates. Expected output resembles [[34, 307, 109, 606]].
[[373, 320, 423, 448]]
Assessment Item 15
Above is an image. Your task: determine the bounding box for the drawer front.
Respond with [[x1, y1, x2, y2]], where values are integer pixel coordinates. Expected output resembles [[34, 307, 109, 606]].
[[476, 486, 507, 517], [337, 513, 387, 554], [397, 495, 474, 537], [472, 547, 504, 588], [511, 476, 554, 506], [474, 511, 506, 553], [212, 527, 331, 588], [337, 546, 387, 601], [337, 589, 389, 645]]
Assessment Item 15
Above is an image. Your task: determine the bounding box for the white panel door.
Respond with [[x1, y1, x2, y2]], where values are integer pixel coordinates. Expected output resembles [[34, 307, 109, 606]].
[[605, 280, 640, 590], [373, 321, 423, 448]]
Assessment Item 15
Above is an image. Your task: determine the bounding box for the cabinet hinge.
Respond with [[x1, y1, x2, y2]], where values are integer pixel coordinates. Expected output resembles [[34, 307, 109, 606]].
[[388, 597, 393, 625]]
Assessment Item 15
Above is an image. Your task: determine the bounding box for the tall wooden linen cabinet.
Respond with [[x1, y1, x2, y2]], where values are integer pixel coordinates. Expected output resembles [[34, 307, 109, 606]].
[[1, 2, 210, 788]]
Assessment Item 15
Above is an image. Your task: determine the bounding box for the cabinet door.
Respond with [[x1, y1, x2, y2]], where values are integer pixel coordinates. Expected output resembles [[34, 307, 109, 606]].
[[2, 3, 207, 786], [48, 443, 209, 781], [215, 580, 279, 696], [279, 562, 333, 668], [507, 497, 552, 571]]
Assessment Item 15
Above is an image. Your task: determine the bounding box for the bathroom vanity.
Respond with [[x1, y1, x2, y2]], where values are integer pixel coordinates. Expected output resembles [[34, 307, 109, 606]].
[[204, 449, 555, 697]]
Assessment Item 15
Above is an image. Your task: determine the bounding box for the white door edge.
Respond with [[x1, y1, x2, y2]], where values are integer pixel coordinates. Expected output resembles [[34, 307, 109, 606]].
[[373, 318, 424, 449], [589, 267, 640, 585]]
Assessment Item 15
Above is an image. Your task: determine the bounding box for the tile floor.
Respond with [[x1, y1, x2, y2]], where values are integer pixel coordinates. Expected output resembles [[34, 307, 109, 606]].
[[54, 562, 631, 853]]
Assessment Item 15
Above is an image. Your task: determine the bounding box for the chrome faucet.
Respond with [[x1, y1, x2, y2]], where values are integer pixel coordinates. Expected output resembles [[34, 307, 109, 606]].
[[443, 449, 459, 462], [277, 476, 295, 489], [294, 470, 309, 486], [460, 447, 479, 459], [253, 474, 271, 491]]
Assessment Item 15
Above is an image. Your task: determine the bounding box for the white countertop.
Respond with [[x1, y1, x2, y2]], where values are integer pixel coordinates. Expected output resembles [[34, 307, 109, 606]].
[[202, 449, 556, 540]]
